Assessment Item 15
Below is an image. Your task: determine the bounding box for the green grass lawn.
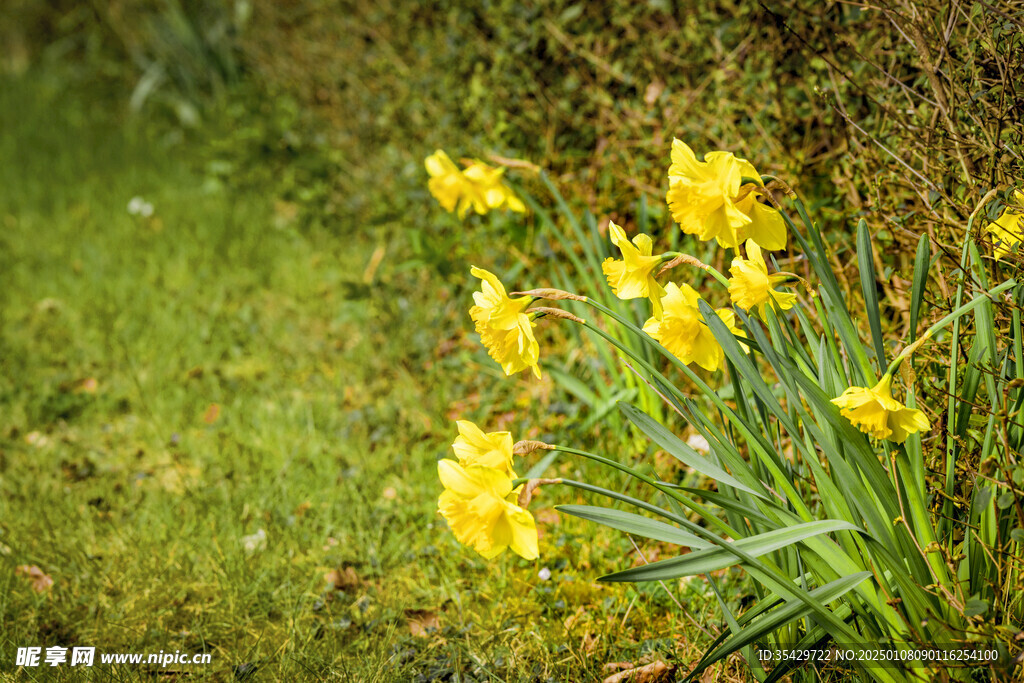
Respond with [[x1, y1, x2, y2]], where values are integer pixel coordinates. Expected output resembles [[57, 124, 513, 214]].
[[0, 71, 725, 682]]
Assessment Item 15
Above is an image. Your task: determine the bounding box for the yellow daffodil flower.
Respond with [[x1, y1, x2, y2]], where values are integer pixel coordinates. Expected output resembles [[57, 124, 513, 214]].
[[469, 267, 542, 378], [643, 282, 743, 371], [988, 190, 1023, 259], [601, 221, 668, 317], [728, 240, 798, 316], [425, 150, 467, 214], [831, 374, 930, 443], [665, 139, 786, 250], [437, 459, 539, 560], [463, 161, 526, 214], [452, 420, 514, 473], [425, 150, 525, 218]]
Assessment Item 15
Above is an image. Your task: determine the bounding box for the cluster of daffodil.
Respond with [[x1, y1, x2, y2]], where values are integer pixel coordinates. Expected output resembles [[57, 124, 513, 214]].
[[463, 140, 933, 448], [424, 150, 525, 218], [431, 139, 1022, 554], [429, 141, 1022, 680], [430, 139, 975, 560]]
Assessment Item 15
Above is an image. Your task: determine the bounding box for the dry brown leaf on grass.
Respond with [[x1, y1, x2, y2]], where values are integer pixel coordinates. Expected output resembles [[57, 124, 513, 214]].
[[324, 566, 360, 592], [601, 660, 674, 683], [74, 377, 98, 394], [16, 565, 53, 593], [563, 606, 587, 630], [405, 609, 439, 637], [202, 403, 221, 424]]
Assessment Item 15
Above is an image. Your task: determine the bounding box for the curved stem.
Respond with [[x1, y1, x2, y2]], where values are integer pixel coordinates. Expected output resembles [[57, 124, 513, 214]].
[[663, 251, 730, 287], [885, 278, 1017, 377]]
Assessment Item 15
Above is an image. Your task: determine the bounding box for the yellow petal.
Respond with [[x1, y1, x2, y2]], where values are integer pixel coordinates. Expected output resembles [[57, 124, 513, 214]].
[[608, 221, 629, 249], [668, 139, 704, 178], [504, 502, 539, 560], [425, 150, 457, 177], [505, 192, 526, 213], [742, 197, 787, 251], [631, 233, 654, 256], [887, 407, 931, 444], [452, 420, 514, 471], [437, 459, 481, 498]]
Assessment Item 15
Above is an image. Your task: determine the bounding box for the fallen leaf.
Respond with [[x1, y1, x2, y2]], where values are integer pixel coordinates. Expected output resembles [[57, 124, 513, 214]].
[[563, 606, 586, 630], [202, 403, 221, 424], [74, 377, 99, 394], [294, 501, 312, 517], [324, 566, 360, 592], [405, 609, 439, 637], [16, 565, 53, 593], [602, 661, 673, 683]]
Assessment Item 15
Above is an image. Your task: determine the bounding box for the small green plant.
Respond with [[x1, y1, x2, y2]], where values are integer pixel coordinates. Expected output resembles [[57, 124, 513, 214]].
[[434, 141, 1022, 681]]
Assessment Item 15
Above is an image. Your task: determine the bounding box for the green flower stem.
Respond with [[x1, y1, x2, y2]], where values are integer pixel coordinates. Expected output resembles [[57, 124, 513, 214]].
[[663, 251, 730, 287], [884, 278, 1017, 377]]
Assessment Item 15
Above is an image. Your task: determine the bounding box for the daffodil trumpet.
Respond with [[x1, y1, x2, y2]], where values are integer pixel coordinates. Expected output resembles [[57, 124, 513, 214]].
[[643, 282, 743, 371], [469, 266, 542, 378], [831, 374, 930, 443], [436, 459, 539, 560]]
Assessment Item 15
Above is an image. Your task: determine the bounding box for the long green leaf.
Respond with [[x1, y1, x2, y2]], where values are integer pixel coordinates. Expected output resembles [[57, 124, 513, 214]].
[[557, 504, 711, 548], [619, 402, 766, 499], [909, 234, 930, 341], [600, 520, 862, 582], [689, 572, 873, 675], [857, 219, 887, 367]]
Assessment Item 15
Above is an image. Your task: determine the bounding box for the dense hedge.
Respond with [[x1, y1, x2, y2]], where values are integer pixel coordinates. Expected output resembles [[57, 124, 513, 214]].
[[6, 2, 1023, 246]]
